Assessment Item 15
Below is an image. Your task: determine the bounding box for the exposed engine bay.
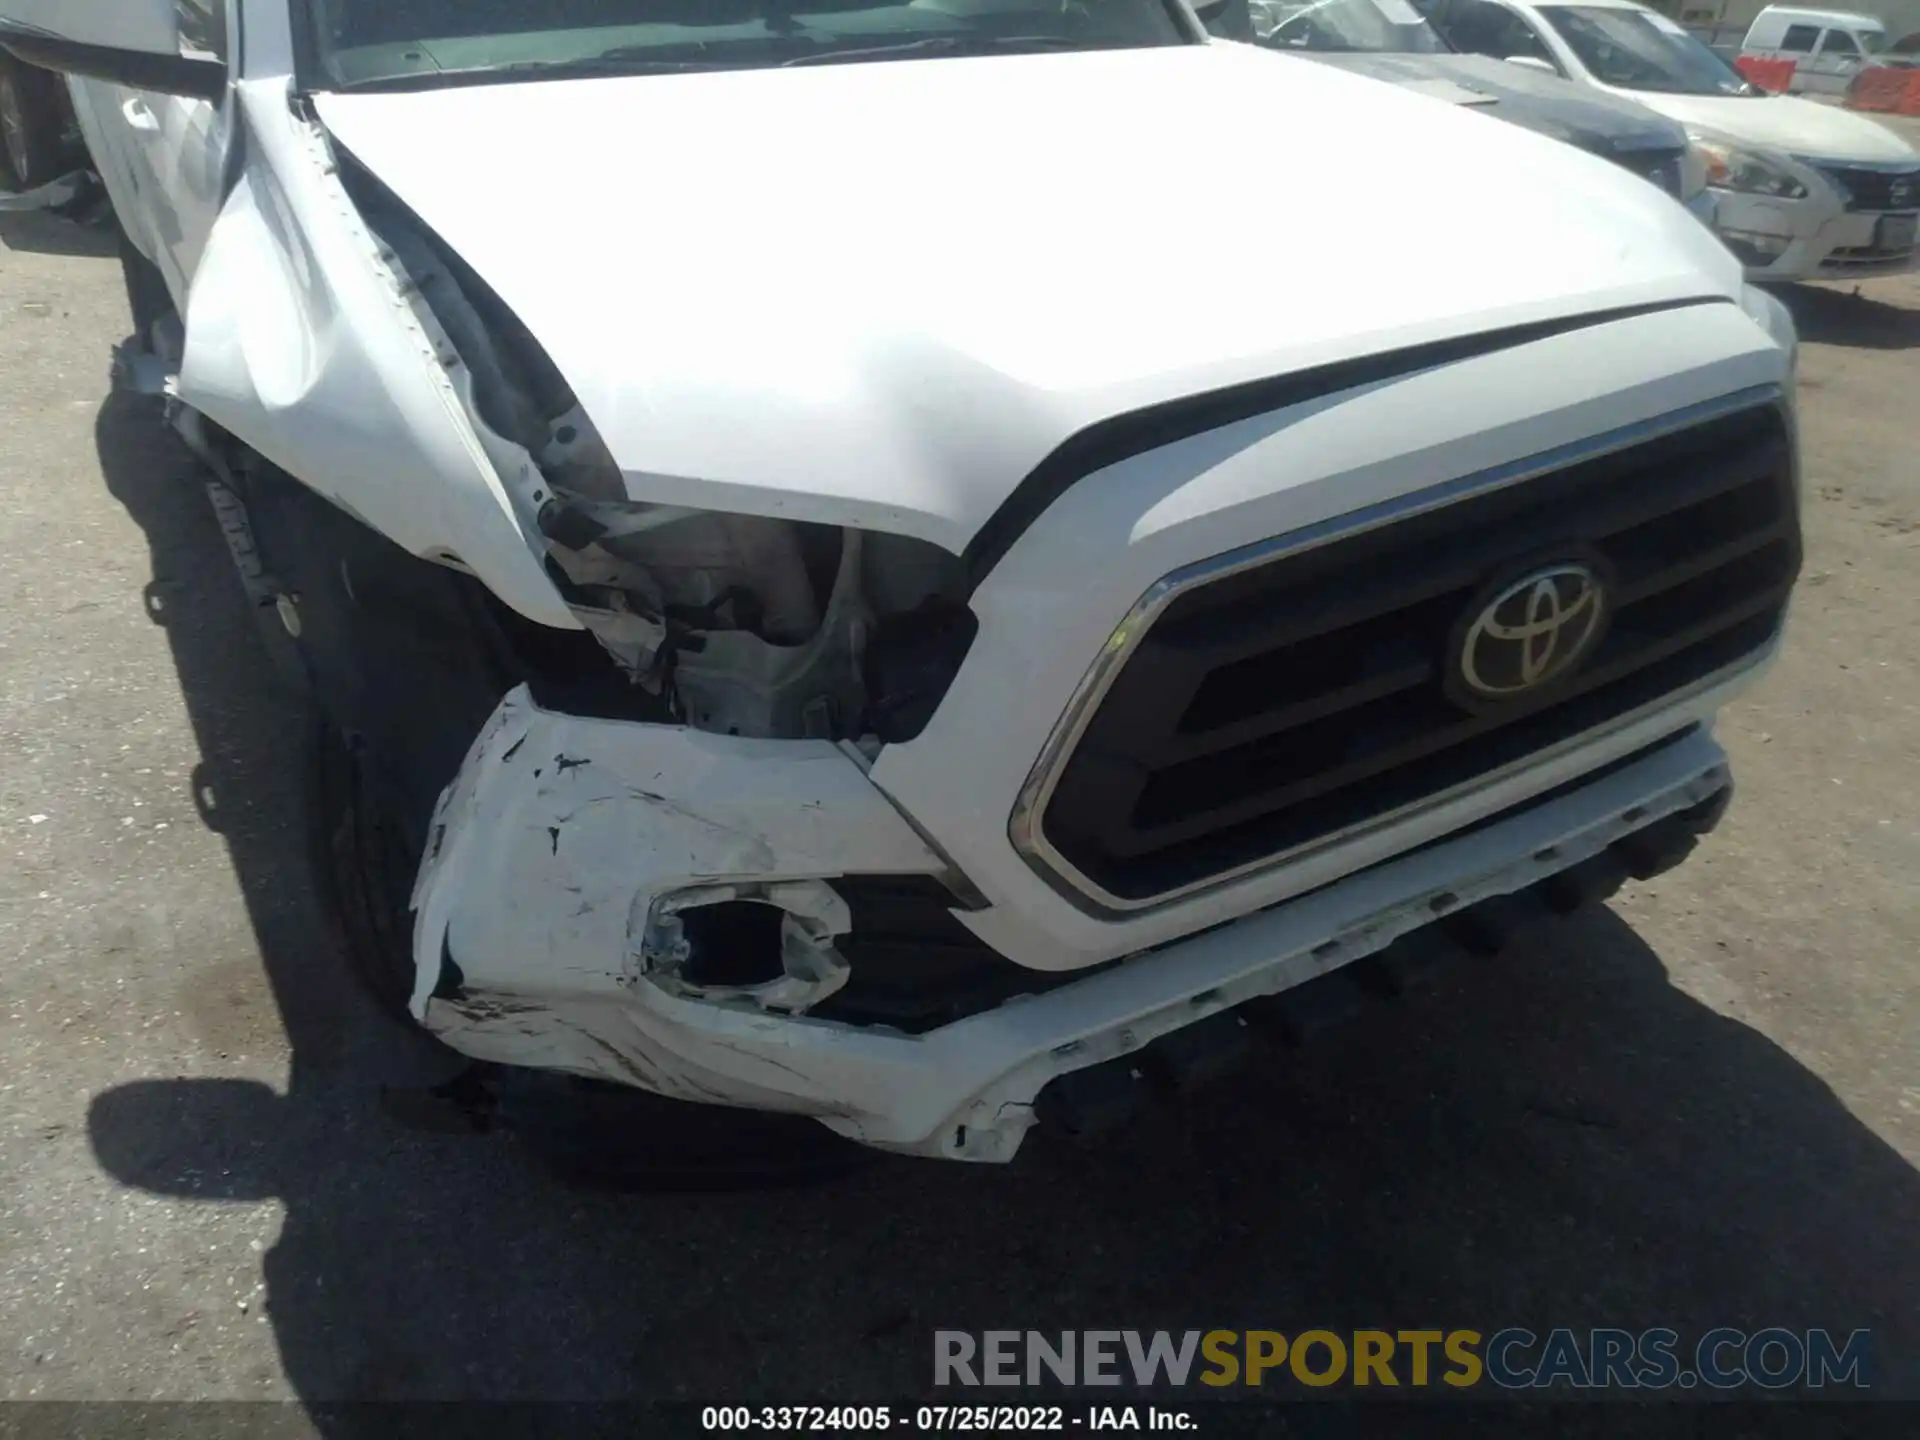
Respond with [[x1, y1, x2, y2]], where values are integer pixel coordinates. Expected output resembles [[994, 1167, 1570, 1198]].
[[356, 174, 977, 745]]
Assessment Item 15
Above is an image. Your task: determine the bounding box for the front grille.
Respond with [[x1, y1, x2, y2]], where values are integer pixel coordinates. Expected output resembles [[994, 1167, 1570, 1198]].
[[1824, 243, 1917, 267], [1611, 147, 1684, 198], [1819, 165, 1920, 212], [1037, 402, 1798, 905]]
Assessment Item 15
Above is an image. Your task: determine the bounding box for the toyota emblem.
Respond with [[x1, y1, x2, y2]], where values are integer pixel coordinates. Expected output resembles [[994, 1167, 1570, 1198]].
[[1447, 561, 1610, 710]]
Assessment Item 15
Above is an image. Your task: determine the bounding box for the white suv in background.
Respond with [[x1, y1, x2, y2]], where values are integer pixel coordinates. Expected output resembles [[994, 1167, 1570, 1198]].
[[3, 0, 1801, 1167], [1418, 0, 1920, 280]]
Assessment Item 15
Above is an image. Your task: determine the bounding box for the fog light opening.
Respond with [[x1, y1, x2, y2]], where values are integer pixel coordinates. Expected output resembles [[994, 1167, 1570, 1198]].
[[637, 879, 854, 1014], [678, 902, 789, 990]]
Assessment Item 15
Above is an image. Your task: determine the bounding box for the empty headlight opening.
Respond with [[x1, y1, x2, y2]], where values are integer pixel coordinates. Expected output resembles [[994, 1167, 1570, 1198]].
[[338, 153, 978, 744]]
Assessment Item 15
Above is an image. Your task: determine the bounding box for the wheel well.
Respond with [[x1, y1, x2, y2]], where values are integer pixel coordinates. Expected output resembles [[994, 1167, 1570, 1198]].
[[117, 226, 176, 350], [233, 458, 653, 852]]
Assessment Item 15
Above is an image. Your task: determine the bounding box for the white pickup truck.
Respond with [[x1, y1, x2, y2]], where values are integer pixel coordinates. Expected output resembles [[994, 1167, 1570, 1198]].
[[4, 0, 1801, 1165]]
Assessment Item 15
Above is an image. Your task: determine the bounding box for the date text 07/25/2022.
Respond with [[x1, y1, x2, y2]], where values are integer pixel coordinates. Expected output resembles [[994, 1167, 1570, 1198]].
[[701, 1405, 1192, 1432]]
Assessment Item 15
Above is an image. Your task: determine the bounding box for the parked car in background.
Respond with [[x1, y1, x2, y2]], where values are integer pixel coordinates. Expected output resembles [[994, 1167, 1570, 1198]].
[[1416, 0, 1920, 279], [1740, 6, 1893, 96], [0, 49, 83, 190], [1233, 0, 1715, 220]]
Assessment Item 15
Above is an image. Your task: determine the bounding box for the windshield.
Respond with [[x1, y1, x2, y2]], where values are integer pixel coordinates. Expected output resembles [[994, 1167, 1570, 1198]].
[[1860, 30, 1885, 54], [302, 0, 1195, 91], [1537, 5, 1759, 95], [1250, 0, 1448, 53]]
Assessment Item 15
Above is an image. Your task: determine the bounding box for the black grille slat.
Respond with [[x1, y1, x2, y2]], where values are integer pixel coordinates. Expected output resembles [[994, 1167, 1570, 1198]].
[[1040, 404, 1798, 901], [1612, 524, 1793, 606], [1162, 655, 1435, 764], [1180, 624, 1430, 736], [1821, 166, 1920, 212], [814, 877, 1092, 1034]]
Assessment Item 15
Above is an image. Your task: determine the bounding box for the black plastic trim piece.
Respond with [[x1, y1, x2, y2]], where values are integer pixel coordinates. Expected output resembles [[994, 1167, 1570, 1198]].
[[1033, 771, 1735, 1146], [814, 874, 1092, 1035], [961, 296, 1733, 591], [0, 28, 226, 101]]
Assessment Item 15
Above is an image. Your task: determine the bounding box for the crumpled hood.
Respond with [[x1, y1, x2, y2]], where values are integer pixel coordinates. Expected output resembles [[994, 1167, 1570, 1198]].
[[1620, 89, 1920, 163], [1311, 52, 1683, 153], [315, 43, 1741, 553]]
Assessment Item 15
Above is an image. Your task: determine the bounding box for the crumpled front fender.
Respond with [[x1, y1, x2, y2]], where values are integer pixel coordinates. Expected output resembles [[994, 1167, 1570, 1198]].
[[175, 79, 574, 629]]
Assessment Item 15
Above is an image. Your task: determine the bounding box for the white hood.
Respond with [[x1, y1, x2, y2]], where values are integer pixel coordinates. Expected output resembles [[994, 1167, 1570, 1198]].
[[1619, 90, 1920, 163], [315, 43, 1741, 553]]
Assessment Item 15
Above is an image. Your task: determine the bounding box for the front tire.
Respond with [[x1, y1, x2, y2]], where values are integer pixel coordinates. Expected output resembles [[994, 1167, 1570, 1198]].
[[306, 715, 424, 1019], [235, 461, 518, 1021]]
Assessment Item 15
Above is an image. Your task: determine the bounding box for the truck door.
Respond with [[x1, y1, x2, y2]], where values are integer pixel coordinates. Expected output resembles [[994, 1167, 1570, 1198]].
[[110, 85, 233, 309], [61, 1, 231, 317], [1806, 25, 1867, 94], [1770, 21, 1822, 90], [106, 2, 233, 312], [61, 78, 150, 246]]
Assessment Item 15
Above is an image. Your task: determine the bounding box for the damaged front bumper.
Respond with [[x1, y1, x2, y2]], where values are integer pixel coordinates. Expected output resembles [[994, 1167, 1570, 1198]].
[[1713, 187, 1920, 281], [413, 687, 1734, 1163]]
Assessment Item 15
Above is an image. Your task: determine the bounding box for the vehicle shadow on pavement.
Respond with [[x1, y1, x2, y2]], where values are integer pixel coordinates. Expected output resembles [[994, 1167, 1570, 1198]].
[[1774, 283, 1920, 350], [0, 208, 119, 260], [80, 387, 1920, 1416]]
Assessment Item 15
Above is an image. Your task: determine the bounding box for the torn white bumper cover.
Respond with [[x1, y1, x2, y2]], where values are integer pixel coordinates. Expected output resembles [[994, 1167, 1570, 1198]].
[[413, 687, 1733, 1163]]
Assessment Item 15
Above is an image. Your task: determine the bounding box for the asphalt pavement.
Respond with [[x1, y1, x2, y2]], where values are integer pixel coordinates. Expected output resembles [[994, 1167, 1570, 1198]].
[[1, 150, 1917, 1417]]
